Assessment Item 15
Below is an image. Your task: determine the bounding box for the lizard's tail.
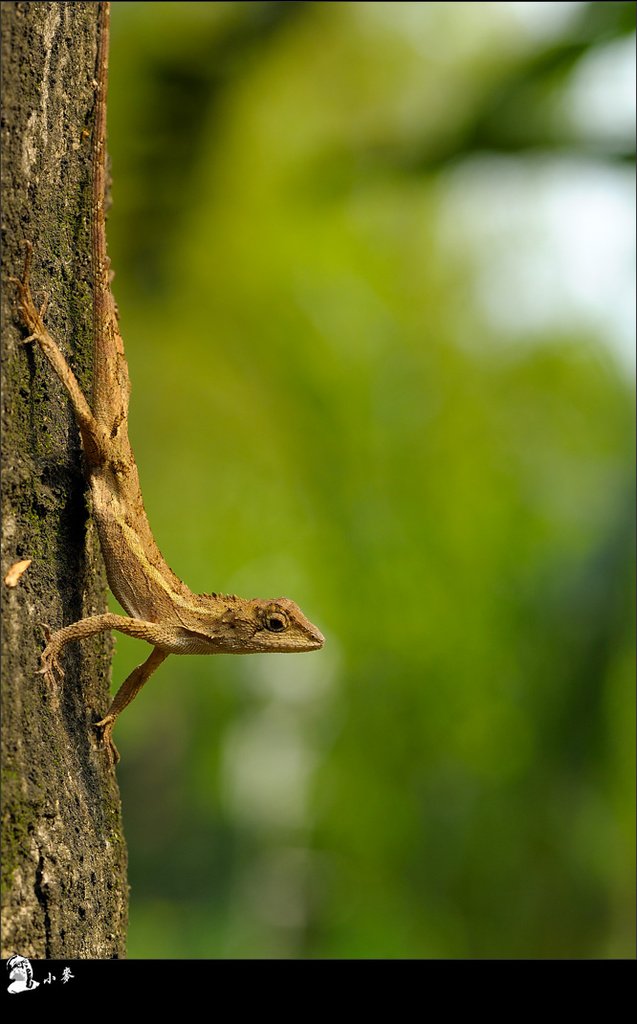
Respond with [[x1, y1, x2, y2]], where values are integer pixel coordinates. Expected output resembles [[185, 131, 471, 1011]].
[[90, 1, 131, 436]]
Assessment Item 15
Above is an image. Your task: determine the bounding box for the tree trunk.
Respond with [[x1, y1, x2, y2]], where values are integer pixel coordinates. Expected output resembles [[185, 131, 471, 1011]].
[[1, 1, 127, 959]]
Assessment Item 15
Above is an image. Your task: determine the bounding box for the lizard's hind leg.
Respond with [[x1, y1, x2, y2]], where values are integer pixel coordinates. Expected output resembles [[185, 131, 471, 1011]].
[[11, 242, 107, 466]]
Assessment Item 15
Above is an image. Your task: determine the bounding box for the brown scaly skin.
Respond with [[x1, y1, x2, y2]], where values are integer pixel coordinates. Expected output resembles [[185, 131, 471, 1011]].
[[12, 2, 323, 765]]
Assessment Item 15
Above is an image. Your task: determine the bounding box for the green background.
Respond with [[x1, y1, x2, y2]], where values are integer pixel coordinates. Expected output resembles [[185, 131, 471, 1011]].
[[106, 1, 635, 958]]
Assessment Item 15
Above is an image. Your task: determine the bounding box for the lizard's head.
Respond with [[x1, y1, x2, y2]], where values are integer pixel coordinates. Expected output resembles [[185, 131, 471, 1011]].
[[213, 596, 324, 654]]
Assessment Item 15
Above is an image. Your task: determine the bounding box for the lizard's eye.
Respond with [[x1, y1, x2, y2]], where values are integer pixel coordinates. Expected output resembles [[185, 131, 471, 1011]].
[[265, 610, 288, 633]]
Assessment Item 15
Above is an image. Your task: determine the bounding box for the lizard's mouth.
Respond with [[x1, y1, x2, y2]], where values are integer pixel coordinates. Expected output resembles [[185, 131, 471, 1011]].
[[253, 625, 325, 653], [306, 626, 325, 649]]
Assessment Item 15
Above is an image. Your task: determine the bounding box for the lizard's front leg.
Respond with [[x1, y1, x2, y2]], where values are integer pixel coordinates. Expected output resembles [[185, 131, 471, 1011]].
[[40, 611, 177, 684], [96, 647, 168, 763], [41, 614, 175, 762]]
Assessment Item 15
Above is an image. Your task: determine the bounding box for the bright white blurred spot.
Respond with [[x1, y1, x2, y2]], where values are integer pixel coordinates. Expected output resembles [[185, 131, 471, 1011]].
[[506, 1, 586, 40], [438, 157, 635, 371], [562, 36, 637, 146], [222, 708, 316, 828], [248, 642, 339, 705]]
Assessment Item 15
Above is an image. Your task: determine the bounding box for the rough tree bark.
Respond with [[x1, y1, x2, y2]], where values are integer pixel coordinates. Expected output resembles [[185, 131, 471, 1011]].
[[1, 1, 128, 958]]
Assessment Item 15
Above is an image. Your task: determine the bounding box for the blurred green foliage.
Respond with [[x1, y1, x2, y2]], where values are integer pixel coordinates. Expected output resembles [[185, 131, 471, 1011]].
[[106, 1, 635, 958]]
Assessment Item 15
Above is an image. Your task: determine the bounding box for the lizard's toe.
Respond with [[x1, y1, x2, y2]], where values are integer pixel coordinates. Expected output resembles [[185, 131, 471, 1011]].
[[39, 631, 65, 685], [95, 717, 120, 765]]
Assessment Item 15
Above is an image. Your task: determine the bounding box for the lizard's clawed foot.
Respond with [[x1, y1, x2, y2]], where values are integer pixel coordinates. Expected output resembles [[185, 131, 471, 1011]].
[[95, 715, 121, 765], [10, 241, 46, 339], [38, 625, 65, 685], [9, 240, 33, 294]]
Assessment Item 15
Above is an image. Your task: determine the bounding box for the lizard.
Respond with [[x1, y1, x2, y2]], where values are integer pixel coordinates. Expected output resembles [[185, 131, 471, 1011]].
[[12, 0, 324, 764]]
